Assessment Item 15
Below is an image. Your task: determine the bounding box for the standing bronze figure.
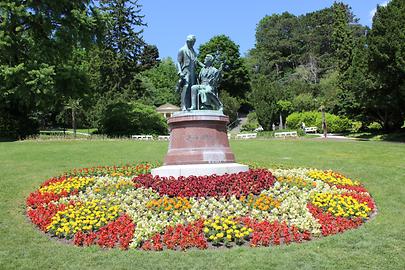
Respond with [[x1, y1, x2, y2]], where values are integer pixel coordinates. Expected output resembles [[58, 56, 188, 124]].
[[176, 35, 203, 111]]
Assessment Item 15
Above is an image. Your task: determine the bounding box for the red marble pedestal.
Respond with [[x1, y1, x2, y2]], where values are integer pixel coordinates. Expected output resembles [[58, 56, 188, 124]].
[[164, 113, 235, 165]]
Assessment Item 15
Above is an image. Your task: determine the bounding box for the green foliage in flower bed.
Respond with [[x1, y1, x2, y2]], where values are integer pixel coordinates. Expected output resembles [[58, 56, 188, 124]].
[[0, 140, 404, 269]]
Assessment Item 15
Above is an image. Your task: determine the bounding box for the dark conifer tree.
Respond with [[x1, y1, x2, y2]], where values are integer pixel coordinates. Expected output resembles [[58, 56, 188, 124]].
[[99, 0, 146, 93]]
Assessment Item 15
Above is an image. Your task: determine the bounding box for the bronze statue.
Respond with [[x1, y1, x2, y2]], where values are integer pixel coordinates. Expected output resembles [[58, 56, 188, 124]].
[[190, 54, 223, 111], [176, 35, 203, 111]]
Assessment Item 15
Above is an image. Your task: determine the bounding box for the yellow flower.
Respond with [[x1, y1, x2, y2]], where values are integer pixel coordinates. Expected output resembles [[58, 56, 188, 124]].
[[311, 192, 371, 218]]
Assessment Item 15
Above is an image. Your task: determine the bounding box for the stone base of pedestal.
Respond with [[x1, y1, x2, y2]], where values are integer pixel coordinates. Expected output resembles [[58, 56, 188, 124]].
[[151, 163, 249, 178], [164, 111, 235, 165]]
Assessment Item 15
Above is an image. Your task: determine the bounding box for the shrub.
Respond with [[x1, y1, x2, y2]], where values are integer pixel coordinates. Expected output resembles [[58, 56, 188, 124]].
[[367, 122, 383, 131], [220, 91, 240, 124], [326, 114, 352, 133], [99, 102, 168, 137], [241, 112, 260, 132], [0, 109, 39, 139], [286, 111, 352, 133], [350, 121, 363, 133], [286, 111, 318, 130]]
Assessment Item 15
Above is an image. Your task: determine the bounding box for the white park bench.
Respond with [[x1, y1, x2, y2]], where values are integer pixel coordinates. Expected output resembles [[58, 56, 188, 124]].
[[274, 131, 298, 138], [131, 135, 153, 140], [304, 127, 318, 133], [157, 135, 170, 141], [235, 133, 257, 140], [40, 130, 91, 136]]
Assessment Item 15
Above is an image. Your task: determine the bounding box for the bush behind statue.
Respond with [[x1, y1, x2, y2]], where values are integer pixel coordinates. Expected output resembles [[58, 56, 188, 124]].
[[99, 102, 168, 137], [241, 112, 260, 132], [286, 111, 352, 133]]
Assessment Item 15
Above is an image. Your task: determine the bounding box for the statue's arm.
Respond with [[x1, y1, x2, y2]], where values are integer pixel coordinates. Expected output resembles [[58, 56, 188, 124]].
[[197, 69, 203, 84], [214, 66, 223, 81], [211, 67, 223, 92], [218, 63, 224, 73], [177, 50, 184, 76], [197, 59, 205, 68]]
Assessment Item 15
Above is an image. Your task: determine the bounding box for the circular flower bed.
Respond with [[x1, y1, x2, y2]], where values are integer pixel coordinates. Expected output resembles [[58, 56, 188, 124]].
[[26, 163, 376, 250]]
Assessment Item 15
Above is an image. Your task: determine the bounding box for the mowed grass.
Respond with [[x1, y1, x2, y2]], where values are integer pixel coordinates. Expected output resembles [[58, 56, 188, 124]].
[[0, 139, 404, 270]]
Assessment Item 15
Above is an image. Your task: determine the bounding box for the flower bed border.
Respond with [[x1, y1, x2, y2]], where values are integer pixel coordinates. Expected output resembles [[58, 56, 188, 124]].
[[25, 163, 377, 251]]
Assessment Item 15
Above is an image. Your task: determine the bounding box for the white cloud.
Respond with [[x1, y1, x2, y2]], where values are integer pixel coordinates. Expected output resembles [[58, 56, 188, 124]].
[[370, 1, 390, 21]]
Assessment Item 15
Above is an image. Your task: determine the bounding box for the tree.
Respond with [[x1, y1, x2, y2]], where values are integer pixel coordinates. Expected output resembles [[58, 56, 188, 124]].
[[367, 0, 405, 130], [337, 36, 372, 120], [318, 70, 343, 113], [250, 76, 280, 130], [292, 93, 318, 112], [220, 91, 240, 124], [139, 44, 160, 71], [65, 98, 82, 138], [248, 7, 337, 131], [277, 100, 293, 129], [0, 0, 95, 138], [248, 3, 373, 132], [251, 12, 300, 79], [198, 35, 250, 100], [331, 2, 354, 73], [131, 58, 179, 106], [98, 0, 146, 94], [98, 101, 168, 136]]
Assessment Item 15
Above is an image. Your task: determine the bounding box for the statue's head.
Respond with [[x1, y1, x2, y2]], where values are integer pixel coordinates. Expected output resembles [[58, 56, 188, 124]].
[[204, 54, 214, 65], [186, 35, 196, 47]]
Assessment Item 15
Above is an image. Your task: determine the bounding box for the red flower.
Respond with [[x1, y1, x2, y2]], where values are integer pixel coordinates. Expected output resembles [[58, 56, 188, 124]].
[[73, 214, 135, 250], [307, 203, 363, 236], [133, 169, 275, 198], [27, 203, 67, 231], [238, 217, 311, 247], [141, 220, 208, 251], [336, 185, 368, 193]]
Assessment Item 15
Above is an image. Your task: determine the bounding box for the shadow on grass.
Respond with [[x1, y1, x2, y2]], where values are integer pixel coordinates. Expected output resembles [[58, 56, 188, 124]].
[[0, 137, 18, 142], [349, 129, 405, 143]]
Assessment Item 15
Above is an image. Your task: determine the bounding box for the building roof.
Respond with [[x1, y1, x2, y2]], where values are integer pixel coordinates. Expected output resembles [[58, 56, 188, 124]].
[[156, 103, 180, 112]]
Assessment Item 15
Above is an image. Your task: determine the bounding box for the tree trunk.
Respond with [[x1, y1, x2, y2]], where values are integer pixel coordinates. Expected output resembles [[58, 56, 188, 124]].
[[279, 113, 283, 130], [72, 107, 76, 139], [322, 109, 327, 138]]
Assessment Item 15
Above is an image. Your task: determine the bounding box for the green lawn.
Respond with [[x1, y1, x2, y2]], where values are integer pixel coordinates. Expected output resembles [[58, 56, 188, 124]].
[[0, 140, 404, 269]]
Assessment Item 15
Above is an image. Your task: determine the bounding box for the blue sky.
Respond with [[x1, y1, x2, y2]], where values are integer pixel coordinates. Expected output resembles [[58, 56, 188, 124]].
[[141, 0, 389, 60]]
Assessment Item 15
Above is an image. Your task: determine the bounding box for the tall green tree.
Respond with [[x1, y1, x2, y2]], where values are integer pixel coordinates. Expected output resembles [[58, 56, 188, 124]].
[[366, 0, 405, 130], [251, 12, 300, 79], [139, 44, 160, 71], [198, 35, 250, 100], [250, 76, 281, 130], [299, 8, 334, 69], [248, 9, 330, 126], [332, 2, 354, 73], [130, 58, 179, 106], [98, 0, 146, 94], [0, 0, 95, 138]]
